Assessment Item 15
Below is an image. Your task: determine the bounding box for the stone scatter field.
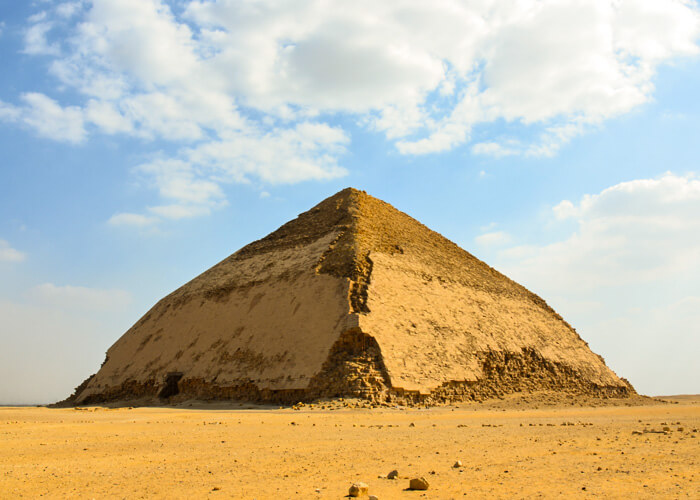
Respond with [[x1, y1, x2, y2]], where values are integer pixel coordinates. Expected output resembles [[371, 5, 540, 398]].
[[1, 397, 698, 498]]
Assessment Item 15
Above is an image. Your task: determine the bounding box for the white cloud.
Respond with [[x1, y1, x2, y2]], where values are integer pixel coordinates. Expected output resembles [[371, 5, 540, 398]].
[[472, 141, 517, 158], [85, 0, 201, 87], [501, 172, 700, 290], [112, 121, 347, 221], [56, 2, 83, 19], [23, 16, 60, 55], [0, 240, 26, 263], [184, 122, 349, 184], [84, 99, 132, 134], [396, 121, 470, 155], [0, 101, 21, 122], [475, 230, 511, 247], [20, 93, 86, 143], [615, 0, 700, 61], [491, 172, 700, 395], [139, 158, 210, 202], [0, 93, 88, 143], [27, 11, 48, 24], [28, 283, 132, 311], [107, 212, 158, 227], [49, 60, 128, 100], [4, 0, 699, 221], [186, 0, 698, 154], [552, 199, 578, 220], [147, 204, 211, 220], [473, 121, 590, 158], [367, 103, 428, 140]]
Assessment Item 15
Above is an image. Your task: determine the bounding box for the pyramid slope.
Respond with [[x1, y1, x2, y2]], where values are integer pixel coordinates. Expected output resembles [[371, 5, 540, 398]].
[[71, 188, 632, 405]]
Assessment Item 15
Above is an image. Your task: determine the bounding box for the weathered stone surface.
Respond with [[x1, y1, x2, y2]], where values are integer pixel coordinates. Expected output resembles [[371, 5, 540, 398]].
[[409, 477, 430, 490], [64, 188, 634, 406], [349, 482, 369, 497]]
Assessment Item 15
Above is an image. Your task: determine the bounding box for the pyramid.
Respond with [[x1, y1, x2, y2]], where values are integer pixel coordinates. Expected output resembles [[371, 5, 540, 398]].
[[69, 188, 633, 405]]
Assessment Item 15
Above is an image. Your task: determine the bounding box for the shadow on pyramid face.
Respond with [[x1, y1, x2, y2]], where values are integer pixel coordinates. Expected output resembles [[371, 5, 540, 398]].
[[158, 372, 183, 399]]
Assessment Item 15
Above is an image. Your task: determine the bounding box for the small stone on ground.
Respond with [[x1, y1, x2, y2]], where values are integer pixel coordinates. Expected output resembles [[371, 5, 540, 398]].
[[349, 482, 369, 497], [409, 477, 430, 490]]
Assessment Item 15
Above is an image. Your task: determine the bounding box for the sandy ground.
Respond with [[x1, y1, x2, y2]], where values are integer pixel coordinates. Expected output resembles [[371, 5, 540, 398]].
[[1, 397, 698, 499]]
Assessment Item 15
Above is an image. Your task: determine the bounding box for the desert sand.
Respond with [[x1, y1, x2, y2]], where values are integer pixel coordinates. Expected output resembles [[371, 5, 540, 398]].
[[2, 396, 698, 499]]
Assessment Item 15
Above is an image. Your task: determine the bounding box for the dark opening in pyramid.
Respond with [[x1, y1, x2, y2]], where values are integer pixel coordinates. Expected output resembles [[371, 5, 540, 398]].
[[69, 188, 633, 405]]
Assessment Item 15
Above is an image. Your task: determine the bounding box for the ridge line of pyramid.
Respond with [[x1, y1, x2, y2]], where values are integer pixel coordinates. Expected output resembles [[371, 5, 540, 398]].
[[172, 187, 579, 333]]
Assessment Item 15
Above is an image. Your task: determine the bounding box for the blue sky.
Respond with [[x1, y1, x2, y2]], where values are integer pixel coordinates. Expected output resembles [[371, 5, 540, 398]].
[[1, 0, 699, 404]]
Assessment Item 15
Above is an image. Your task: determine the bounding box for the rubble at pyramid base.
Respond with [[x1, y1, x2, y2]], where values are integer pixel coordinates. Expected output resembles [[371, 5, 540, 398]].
[[66, 328, 634, 407]]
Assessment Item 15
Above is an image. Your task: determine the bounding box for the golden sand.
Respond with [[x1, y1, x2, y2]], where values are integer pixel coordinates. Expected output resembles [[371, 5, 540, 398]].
[[2, 397, 698, 498]]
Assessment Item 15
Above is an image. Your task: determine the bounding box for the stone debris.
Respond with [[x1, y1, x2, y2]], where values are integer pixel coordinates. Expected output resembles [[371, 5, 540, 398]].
[[409, 477, 430, 490], [453, 460, 463, 468], [387, 469, 399, 479], [349, 482, 369, 497]]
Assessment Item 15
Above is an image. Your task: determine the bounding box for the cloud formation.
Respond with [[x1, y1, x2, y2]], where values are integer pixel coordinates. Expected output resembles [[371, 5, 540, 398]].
[[2, 0, 699, 220], [475, 230, 511, 247], [489, 172, 700, 394], [0, 239, 26, 263], [500, 172, 700, 291]]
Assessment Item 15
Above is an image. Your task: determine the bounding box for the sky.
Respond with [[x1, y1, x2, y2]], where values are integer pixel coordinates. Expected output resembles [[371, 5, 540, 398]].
[[1, 0, 699, 404]]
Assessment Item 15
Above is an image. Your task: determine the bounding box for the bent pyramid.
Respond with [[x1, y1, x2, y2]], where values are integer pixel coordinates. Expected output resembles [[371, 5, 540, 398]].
[[71, 188, 633, 405]]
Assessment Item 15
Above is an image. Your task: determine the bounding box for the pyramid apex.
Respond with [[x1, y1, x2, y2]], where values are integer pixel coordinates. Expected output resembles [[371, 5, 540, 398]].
[[327, 186, 369, 200]]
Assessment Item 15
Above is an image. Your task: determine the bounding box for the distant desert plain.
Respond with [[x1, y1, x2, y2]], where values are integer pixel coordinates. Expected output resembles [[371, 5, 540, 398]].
[[1, 394, 698, 499]]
